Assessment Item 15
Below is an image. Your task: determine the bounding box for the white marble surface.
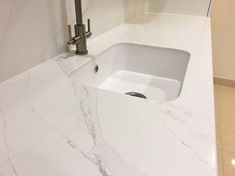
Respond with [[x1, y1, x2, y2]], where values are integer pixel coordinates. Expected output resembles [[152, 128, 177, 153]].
[[0, 14, 216, 176], [148, 0, 212, 16]]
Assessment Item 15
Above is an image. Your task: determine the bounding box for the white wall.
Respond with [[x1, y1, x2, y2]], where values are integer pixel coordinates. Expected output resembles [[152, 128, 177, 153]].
[[211, 0, 235, 81], [0, 0, 68, 82], [148, 0, 212, 16], [0, 0, 147, 83]]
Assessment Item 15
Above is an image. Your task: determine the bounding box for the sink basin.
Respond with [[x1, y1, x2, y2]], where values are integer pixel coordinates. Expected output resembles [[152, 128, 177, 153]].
[[70, 43, 190, 101]]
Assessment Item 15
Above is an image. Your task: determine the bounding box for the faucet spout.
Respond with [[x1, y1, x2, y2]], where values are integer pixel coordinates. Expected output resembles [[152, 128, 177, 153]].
[[67, 0, 92, 55], [74, 0, 83, 25]]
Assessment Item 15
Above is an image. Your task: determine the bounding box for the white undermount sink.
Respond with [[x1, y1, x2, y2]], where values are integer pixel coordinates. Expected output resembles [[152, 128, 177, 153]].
[[70, 43, 190, 102]]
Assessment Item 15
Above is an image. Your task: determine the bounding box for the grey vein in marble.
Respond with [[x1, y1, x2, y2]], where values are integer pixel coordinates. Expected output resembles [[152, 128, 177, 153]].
[[22, 69, 146, 176], [75, 86, 147, 176], [23, 73, 97, 165], [0, 109, 18, 176], [154, 103, 191, 125], [159, 115, 216, 175], [149, 102, 215, 173]]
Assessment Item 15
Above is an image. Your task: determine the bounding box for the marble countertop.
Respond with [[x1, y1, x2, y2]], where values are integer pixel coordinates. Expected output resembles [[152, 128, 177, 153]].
[[0, 14, 216, 176]]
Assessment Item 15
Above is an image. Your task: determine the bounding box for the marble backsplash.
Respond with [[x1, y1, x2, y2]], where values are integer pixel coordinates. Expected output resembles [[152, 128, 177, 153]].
[[0, 0, 68, 83], [65, 0, 148, 37], [148, 0, 212, 16], [66, 0, 125, 40], [0, 0, 147, 83]]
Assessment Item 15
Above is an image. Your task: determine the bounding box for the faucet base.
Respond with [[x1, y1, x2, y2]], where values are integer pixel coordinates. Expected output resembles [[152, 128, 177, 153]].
[[74, 24, 88, 55], [75, 50, 88, 55]]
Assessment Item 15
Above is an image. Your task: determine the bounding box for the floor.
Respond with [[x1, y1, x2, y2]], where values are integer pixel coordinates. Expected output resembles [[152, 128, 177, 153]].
[[214, 84, 235, 176]]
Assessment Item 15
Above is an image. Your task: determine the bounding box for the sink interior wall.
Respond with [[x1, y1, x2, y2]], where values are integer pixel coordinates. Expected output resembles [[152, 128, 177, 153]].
[[94, 43, 190, 84]]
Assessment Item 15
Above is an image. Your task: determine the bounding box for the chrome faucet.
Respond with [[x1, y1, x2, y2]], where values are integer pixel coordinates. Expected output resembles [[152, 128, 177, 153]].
[[67, 0, 92, 55]]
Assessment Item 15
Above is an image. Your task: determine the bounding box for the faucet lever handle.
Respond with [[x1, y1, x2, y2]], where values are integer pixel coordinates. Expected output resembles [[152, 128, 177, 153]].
[[68, 25, 73, 40], [87, 18, 91, 33]]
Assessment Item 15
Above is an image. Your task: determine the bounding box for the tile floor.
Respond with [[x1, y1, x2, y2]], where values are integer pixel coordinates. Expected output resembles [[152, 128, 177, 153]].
[[214, 84, 235, 176]]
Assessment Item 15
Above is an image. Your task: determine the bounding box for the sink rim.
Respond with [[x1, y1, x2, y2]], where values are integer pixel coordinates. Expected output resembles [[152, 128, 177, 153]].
[[95, 42, 191, 61], [69, 42, 191, 76], [68, 42, 191, 103]]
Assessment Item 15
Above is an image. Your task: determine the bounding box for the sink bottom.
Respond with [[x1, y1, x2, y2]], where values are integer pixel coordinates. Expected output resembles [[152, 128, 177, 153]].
[[98, 71, 181, 101]]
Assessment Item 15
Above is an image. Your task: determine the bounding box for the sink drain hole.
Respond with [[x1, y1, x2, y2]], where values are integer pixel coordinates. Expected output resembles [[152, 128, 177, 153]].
[[125, 92, 147, 99]]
